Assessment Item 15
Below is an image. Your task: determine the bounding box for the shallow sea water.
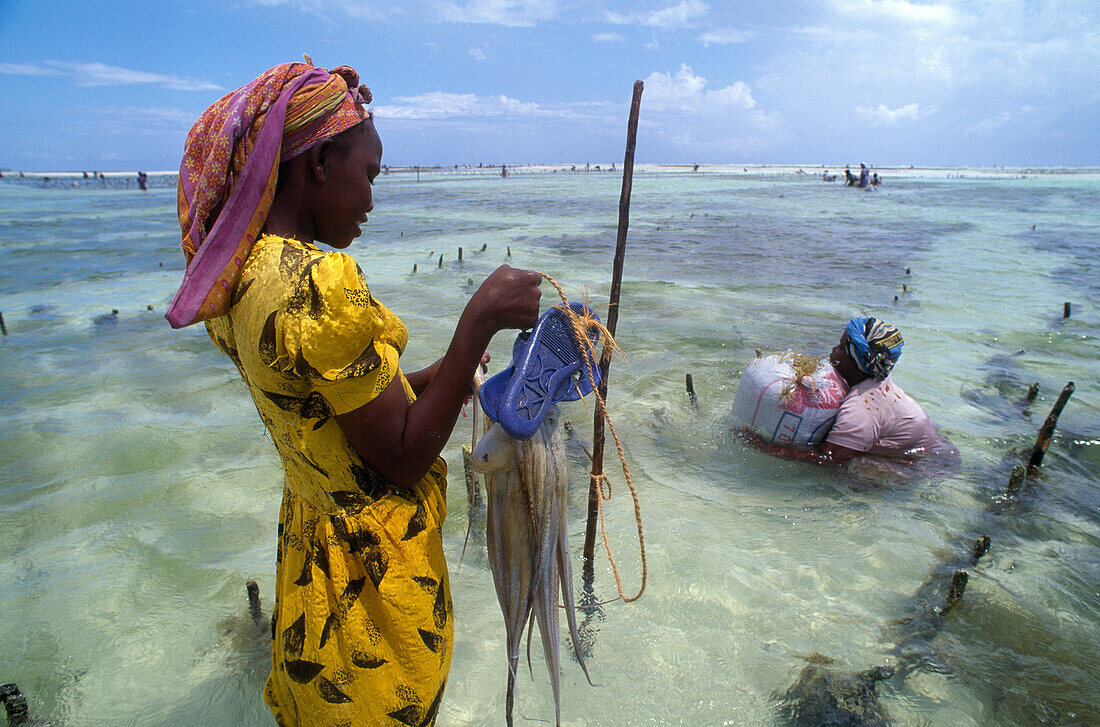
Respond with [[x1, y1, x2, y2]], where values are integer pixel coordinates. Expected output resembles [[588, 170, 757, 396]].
[[1, 167, 1098, 726]]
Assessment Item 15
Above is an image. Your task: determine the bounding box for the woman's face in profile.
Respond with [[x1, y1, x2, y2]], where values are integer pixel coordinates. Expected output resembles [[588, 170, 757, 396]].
[[829, 332, 860, 383], [315, 119, 383, 249]]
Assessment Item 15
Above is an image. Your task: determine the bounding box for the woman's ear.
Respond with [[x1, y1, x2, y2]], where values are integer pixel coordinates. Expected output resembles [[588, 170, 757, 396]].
[[308, 140, 331, 184]]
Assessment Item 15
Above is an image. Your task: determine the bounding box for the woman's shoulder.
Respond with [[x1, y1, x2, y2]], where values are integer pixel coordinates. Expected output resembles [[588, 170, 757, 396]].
[[234, 235, 406, 382], [240, 235, 374, 301], [250, 233, 338, 270]]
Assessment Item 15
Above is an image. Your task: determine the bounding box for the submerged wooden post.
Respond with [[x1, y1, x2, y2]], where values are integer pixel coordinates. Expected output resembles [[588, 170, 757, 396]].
[[1063, 302, 1071, 319], [438, 254, 443, 269], [1005, 465, 1027, 496], [972, 535, 991, 560], [1028, 381, 1075, 471], [946, 570, 968, 607], [1025, 383, 1039, 404], [685, 373, 697, 408], [246, 580, 263, 624], [0, 311, 7, 335], [0, 683, 28, 725], [583, 80, 643, 570]]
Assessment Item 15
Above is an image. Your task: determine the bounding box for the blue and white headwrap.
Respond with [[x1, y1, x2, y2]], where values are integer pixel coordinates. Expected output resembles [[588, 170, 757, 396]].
[[845, 316, 904, 381]]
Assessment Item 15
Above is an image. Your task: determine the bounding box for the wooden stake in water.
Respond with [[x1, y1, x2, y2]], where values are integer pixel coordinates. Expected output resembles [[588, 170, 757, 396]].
[[1006, 465, 1027, 496], [685, 373, 697, 408], [1028, 381, 1075, 471], [584, 79, 643, 569], [246, 580, 263, 624], [0, 683, 29, 725], [0, 311, 7, 336]]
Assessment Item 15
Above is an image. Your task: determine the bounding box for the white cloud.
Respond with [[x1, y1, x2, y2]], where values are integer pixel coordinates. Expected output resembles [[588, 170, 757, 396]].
[[697, 27, 752, 46], [375, 91, 546, 120], [592, 32, 625, 42], [966, 105, 1039, 135], [0, 62, 58, 76], [246, 0, 396, 20], [642, 64, 755, 113], [468, 47, 488, 61], [648, 0, 708, 29], [606, 0, 708, 30], [83, 105, 197, 128], [854, 103, 921, 125], [829, 0, 955, 26], [0, 61, 222, 91], [436, 0, 556, 26]]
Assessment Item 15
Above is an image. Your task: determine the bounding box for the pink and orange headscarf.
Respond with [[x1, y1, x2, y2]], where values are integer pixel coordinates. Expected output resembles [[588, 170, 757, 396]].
[[166, 60, 371, 328]]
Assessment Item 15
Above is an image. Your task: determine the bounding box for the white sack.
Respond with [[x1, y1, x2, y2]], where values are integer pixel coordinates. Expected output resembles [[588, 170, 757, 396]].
[[732, 352, 849, 448]]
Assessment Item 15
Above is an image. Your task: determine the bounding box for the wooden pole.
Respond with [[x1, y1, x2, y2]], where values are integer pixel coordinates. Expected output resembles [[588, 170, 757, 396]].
[[583, 80, 643, 569], [1027, 381, 1074, 470]]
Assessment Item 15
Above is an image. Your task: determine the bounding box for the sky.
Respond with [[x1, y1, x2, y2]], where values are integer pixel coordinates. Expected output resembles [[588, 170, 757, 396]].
[[0, 0, 1097, 171]]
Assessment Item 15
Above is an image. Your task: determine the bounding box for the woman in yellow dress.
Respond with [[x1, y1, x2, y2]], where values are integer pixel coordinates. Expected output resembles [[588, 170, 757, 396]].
[[165, 61, 542, 726]]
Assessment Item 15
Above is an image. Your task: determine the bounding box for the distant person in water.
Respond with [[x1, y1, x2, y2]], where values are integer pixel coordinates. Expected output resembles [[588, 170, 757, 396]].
[[872, 173, 880, 187], [748, 317, 948, 464], [501, 163, 508, 178], [858, 163, 869, 188], [844, 166, 855, 186], [137, 171, 148, 190]]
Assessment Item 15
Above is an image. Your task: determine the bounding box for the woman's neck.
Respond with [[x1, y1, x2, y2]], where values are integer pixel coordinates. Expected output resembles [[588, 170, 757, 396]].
[[262, 156, 316, 244]]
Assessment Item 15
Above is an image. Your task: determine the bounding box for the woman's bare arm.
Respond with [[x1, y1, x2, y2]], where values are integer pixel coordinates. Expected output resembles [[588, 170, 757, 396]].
[[336, 265, 540, 488], [738, 429, 861, 465]]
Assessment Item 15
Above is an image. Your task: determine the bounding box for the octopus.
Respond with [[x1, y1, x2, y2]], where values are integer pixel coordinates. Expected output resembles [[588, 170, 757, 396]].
[[471, 403, 592, 726]]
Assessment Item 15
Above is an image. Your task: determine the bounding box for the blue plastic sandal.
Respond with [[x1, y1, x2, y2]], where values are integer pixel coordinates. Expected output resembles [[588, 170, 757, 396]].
[[479, 302, 602, 439]]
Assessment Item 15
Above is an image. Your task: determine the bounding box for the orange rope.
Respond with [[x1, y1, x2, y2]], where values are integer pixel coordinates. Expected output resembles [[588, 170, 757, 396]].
[[540, 273, 647, 603]]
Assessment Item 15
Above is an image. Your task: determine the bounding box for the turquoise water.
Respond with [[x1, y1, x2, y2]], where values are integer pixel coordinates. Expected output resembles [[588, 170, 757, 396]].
[[1, 168, 1097, 726]]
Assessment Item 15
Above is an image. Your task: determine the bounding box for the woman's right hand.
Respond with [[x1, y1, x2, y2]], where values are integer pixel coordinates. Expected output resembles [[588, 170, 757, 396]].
[[468, 265, 542, 334]]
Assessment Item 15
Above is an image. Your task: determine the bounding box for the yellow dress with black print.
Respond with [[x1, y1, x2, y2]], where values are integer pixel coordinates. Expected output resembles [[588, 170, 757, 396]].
[[206, 234, 452, 727]]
